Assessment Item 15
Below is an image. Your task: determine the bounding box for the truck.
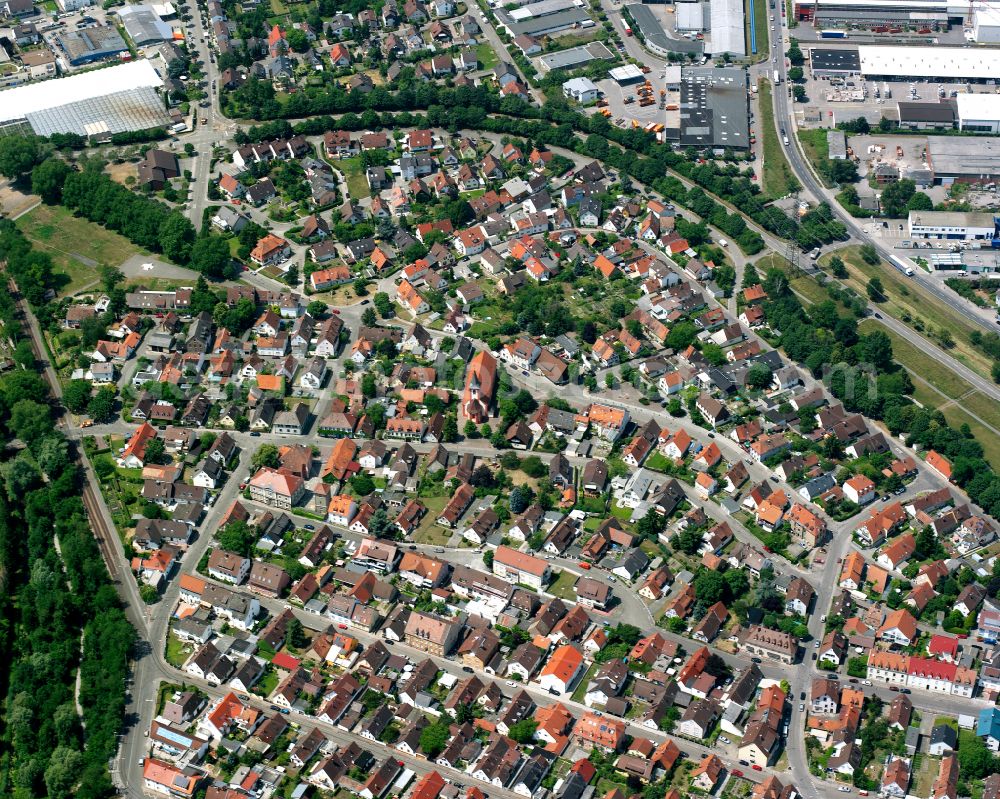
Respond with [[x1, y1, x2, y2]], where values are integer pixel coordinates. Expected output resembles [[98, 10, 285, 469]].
[[773, 69, 780, 84], [819, 29, 846, 38]]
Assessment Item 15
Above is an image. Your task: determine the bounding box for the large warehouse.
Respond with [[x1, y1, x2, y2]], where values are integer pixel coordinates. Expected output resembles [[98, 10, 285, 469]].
[[709, 0, 745, 56], [926, 135, 1000, 183], [0, 59, 170, 138], [57, 25, 129, 65], [117, 4, 174, 46]]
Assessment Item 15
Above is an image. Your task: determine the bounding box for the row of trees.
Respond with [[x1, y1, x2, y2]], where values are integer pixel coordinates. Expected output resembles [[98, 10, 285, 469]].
[[0, 221, 134, 799]]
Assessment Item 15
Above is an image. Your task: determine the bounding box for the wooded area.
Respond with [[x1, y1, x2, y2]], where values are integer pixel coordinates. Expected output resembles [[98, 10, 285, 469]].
[[0, 218, 134, 799]]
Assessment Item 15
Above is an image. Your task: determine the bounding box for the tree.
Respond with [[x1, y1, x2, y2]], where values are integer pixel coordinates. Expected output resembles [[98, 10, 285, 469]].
[[859, 243, 880, 265], [286, 28, 310, 52], [464, 419, 478, 438], [482, 549, 494, 570], [353, 277, 369, 297], [351, 473, 375, 496], [63, 379, 93, 414], [470, 464, 496, 488], [307, 300, 327, 317], [43, 745, 83, 799], [0, 135, 43, 179], [442, 414, 458, 443], [37, 435, 69, 477], [286, 616, 308, 648], [829, 256, 848, 278], [9, 399, 52, 446], [507, 718, 538, 744], [373, 292, 393, 318], [693, 570, 727, 605], [217, 520, 255, 556], [746, 363, 773, 389], [361, 373, 377, 398], [419, 721, 451, 758], [251, 444, 281, 469], [510, 485, 531, 514], [31, 158, 71, 204], [866, 276, 884, 301], [361, 306, 378, 327], [521, 456, 547, 478], [144, 438, 166, 465], [368, 507, 396, 539], [191, 235, 235, 279], [159, 213, 196, 264], [847, 656, 868, 678]]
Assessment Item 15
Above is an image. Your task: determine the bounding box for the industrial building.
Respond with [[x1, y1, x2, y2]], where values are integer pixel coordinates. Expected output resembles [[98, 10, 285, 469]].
[[679, 66, 750, 149], [827, 130, 847, 160], [956, 93, 1000, 133], [675, 1, 707, 32], [926, 135, 1000, 183], [808, 47, 861, 77], [57, 25, 129, 65], [858, 45, 1000, 82], [494, 0, 594, 38], [793, 0, 970, 27], [117, 4, 174, 46], [624, 3, 703, 56], [608, 63, 645, 84], [974, 4, 1000, 43], [908, 211, 997, 240], [0, 59, 169, 138], [896, 101, 956, 130], [709, 0, 745, 56], [537, 41, 614, 72]]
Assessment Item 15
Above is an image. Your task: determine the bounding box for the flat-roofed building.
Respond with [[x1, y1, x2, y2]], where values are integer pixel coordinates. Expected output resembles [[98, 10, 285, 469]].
[[679, 67, 750, 149]]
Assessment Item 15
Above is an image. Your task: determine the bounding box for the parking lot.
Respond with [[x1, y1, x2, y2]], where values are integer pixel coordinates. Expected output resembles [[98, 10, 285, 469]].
[[800, 60, 1000, 127]]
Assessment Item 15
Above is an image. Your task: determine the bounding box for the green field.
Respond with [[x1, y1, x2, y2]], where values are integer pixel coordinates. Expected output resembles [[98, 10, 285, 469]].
[[16, 204, 142, 297], [757, 79, 800, 200], [337, 157, 371, 201], [824, 244, 995, 380], [859, 320, 1000, 469], [475, 43, 499, 70], [548, 569, 577, 600]]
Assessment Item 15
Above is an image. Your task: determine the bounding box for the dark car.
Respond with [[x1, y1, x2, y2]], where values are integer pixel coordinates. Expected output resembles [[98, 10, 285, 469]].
[[462, 666, 474, 673]]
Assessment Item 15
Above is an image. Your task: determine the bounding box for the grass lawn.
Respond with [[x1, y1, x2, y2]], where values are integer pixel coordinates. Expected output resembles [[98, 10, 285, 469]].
[[337, 157, 370, 201], [572, 662, 602, 702], [165, 631, 192, 669], [411, 495, 450, 545], [825, 244, 995, 380], [254, 668, 280, 697], [475, 43, 499, 70], [797, 129, 833, 188], [16, 204, 144, 297], [548, 569, 578, 600], [757, 79, 801, 200]]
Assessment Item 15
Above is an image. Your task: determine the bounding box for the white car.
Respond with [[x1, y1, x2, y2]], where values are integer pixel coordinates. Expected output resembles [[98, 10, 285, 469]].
[[814, 640, 821, 648], [838, 788, 852, 794], [506, 681, 516, 687], [719, 736, 731, 744], [861, 680, 873, 686]]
